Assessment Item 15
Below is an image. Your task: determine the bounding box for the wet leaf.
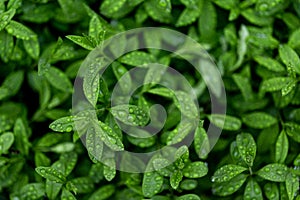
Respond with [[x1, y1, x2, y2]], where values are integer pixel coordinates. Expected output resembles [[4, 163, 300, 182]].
[[212, 174, 248, 196], [279, 44, 300, 74], [5, 20, 37, 40], [254, 56, 285, 72], [0, 132, 14, 155], [170, 170, 183, 189], [182, 161, 208, 178], [194, 125, 210, 159], [45, 67, 73, 93], [244, 178, 263, 200], [212, 164, 248, 183], [142, 171, 163, 197], [242, 112, 277, 129], [35, 166, 67, 183], [0, 9, 16, 31], [285, 172, 299, 200], [257, 163, 288, 182], [208, 114, 241, 131], [236, 133, 256, 167], [275, 130, 289, 163], [120, 51, 156, 67], [88, 184, 115, 200], [110, 105, 149, 127]]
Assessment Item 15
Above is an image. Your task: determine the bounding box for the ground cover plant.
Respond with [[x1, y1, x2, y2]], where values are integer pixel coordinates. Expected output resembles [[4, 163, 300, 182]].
[[0, 0, 300, 199]]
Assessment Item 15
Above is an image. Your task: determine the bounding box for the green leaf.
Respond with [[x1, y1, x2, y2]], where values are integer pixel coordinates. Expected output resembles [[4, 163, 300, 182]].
[[20, 183, 45, 200], [0, 132, 14, 154], [35, 166, 67, 183], [112, 62, 132, 93], [110, 105, 149, 127], [207, 114, 242, 131], [242, 112, 277, 129], [61, 188, 76, 200], [230, 25, 249, 71], [143, 65, 167, 91], [284, 122, 300, 143], [275, 130, 289, 163], [281, 12, 300, 31], [247, 27, 279, 49], [232, 74, 254, 101], [144, 0, 172, 23], [50, 142, 75, 153], [142, 171, 163, 197], [14, 118, 30, 155], [7, 0, 22, 10], [256, 0, 286, 16], [244, 178, 263, 200], [288, 28, 300, 48], [212, 164, 248, 183], [147, 87, 174, 98], [68, 177, 94, 194], [89, 163, 104, 183], [56, 0, 85, 23], [0, 70, 24, 99], [281, 79, 297, 96], [153, 158, 172, 176], [0, 30, 14, 62], [5, 20, 37, 40], [178, 194, 201, 200], [173, 91, 199, 119], [167, 121, 195, 145], [20, 4, 55, 23], [89, 15, 104, 43], [103, 158, 116, 181], [35, 152, 51, 167], [49, 116, 74, 133], [88, 184, 115, 200], [182, 161, 208, 178], [180, 179, 198, 190], [174, 145, 189, 169], [254, 56, 286, 72], [261, 77, 293, 92], [46, 179, 62, 200], [236, 133, 256, 167], [285, 172, 299, 200], [0, 9, 15, 31], [198, 1, 217, 41], [55, 152, 78, 176], [23, 37, 40, 60], [294, 154, 300, 166], [127, 130, 156, 148], [82, 57, 104, 106], [66, 35, 95, 50], [264, 183, 279, 200], [176, 7, 201, 27], [194, 125, 210, 159], [170, 170, 183, 190], [212, 174, 248, 196], [212, 0, 237, 10], [257, 163, 288, 182], [86, 124, 104, 163], [241, 9, 273, 26], [279, 44, 300, 74], [100, 0, 127, 17], [91, 120, 124, 151], [120, 51, 156, 67], [45, 67, 73, 93]]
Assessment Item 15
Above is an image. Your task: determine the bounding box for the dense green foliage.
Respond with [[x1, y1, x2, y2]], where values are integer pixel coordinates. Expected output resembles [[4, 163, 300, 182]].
[[0, 0, 300, 199]]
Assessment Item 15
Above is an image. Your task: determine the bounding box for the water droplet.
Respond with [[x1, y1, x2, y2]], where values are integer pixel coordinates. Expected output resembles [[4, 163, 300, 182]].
[[264, 167, 270, 172]]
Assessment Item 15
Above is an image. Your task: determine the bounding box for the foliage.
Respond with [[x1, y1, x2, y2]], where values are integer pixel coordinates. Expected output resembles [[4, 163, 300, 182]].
[[0, 0, 300, 199]]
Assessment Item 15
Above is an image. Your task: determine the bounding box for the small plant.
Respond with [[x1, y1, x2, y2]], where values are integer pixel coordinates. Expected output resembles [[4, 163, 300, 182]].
[[0, 0, 300, 199]]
